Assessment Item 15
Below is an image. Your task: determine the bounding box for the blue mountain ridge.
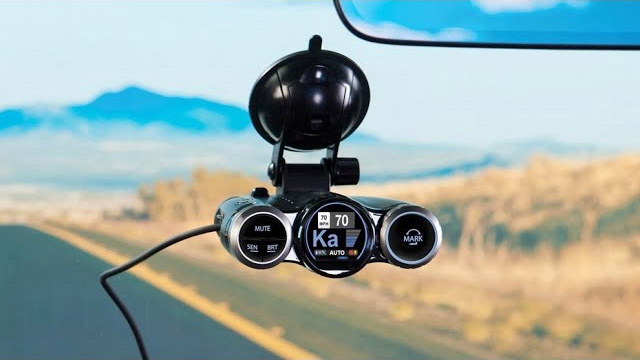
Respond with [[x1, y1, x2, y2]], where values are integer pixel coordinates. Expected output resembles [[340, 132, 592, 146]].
[[70, 86, 251, 133], [0, 86, 252, 134], [361, 154, 508, 182], [0, 109, 40, 131]]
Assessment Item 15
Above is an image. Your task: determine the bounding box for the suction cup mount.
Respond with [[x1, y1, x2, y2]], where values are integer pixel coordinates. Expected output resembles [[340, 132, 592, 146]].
[[249, 35, 370, 194]]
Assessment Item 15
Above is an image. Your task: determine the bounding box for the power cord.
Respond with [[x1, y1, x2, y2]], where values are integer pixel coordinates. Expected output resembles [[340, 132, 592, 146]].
[[99, 224, 221, 360]]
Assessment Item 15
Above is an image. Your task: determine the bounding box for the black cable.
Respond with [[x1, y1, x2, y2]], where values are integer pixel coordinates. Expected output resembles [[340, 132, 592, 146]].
[[99, 224, 220, 360]]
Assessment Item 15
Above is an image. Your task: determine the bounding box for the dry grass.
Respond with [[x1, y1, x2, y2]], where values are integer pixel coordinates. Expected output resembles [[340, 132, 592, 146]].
[[345, 154, 640, 358]]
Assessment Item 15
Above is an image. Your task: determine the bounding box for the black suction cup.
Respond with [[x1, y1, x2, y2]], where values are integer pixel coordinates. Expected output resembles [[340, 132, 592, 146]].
[[249, 35, 370, 151]]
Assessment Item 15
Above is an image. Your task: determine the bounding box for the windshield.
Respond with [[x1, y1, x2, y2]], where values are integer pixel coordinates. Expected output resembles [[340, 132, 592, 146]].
[[1, 1, 639, 360]]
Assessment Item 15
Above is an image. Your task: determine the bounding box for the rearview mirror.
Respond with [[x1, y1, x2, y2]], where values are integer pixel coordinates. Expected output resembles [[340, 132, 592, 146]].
[[334, 0, 640, 49]]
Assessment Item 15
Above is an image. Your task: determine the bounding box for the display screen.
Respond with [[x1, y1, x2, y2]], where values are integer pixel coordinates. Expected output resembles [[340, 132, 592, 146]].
[[304, 203, 368, 263]]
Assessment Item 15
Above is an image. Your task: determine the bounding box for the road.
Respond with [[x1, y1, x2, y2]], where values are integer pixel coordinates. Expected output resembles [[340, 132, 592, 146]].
[[0, 225, 279, 360], [1, 223, 485, 360]]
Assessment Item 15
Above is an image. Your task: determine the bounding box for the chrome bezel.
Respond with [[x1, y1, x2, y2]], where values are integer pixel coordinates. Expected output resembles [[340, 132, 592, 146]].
[[297, 199, 375, 278], [228, 205, 292, 269], [379, 204, 442, 268]]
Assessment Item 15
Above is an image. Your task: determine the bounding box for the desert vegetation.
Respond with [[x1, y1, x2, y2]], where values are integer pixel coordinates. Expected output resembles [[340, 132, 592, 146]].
[[347, 154, 640, 358], [137, 168, 272, 222]]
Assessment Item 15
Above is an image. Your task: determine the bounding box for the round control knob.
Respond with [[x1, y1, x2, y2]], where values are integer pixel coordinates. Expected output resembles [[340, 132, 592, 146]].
[[379, 205, 442, 268], [228, 205, 292, 269]]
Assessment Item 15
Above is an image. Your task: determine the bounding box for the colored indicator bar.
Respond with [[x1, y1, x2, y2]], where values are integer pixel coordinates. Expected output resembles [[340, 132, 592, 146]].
[[345, 229, 361, 247]]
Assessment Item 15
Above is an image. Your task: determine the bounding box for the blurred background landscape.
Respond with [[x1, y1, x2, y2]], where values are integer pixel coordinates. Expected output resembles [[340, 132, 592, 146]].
[[1, 1, 639, 359], [2, 84, 639, 359]]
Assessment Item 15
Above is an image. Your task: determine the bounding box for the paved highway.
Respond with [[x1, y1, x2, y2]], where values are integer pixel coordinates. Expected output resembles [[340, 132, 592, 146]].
[[0, 225, 279, 360]]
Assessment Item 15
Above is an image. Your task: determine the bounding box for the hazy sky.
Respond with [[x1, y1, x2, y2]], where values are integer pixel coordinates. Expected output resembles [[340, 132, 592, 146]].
[[1, 0, 639, 149]]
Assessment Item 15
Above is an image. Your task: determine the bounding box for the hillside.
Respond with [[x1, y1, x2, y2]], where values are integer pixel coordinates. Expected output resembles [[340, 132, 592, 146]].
[[135, 168, 272, 222], [349, 154, 640, 255], [347, 154, 640, 358]]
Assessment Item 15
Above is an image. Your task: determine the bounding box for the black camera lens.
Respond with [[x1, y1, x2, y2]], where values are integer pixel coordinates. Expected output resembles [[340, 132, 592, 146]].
[[228, 205, 292, 269], [296, 197, 374, 277], [379, 205, 442, 268]]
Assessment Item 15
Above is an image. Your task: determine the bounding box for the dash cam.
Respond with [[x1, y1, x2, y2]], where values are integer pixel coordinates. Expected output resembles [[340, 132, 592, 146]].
[[214, 36, 442, 278]]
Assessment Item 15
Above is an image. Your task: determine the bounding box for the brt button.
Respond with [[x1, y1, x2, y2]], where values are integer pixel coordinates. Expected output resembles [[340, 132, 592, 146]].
[[263, 239, 287, 262]]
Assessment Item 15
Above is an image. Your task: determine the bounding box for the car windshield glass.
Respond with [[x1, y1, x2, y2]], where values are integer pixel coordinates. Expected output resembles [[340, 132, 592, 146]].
[[1, 1, 639, 360]]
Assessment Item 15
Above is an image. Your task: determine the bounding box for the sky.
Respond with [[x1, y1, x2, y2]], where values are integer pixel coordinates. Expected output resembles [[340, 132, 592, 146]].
[[1, 0, 639, 149]]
